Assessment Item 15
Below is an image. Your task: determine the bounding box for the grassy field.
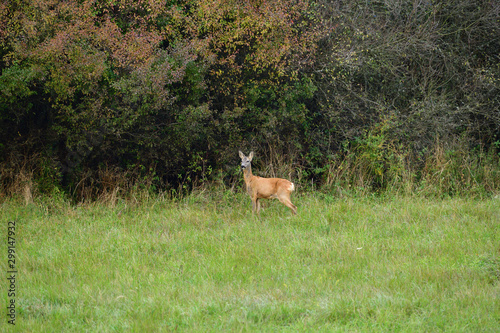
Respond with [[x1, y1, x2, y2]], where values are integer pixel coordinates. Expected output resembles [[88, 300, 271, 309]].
[[1, 191, 500, 332]]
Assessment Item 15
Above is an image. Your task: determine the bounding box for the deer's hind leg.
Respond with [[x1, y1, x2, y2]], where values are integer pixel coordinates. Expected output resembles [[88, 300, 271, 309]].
[[277, 193, 297, 215]]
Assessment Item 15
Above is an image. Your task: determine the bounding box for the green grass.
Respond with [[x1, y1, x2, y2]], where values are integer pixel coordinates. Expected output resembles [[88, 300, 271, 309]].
[[1, 191, 500, 332]]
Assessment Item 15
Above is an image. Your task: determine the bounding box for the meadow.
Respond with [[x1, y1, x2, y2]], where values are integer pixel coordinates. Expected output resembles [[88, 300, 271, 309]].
[[1, 191, 499, 332]]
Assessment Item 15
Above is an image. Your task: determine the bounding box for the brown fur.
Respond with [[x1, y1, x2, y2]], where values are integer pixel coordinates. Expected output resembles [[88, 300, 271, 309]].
[[239, 151, 297, 215]]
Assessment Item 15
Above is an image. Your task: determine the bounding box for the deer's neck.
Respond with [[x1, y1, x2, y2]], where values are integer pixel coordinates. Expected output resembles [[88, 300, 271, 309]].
[[243, 166, 253, 184]]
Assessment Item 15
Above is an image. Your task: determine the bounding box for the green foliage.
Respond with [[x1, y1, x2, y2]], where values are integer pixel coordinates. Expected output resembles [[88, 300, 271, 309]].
[[0, 0, 499, 198], [0, 65, 38, 114]]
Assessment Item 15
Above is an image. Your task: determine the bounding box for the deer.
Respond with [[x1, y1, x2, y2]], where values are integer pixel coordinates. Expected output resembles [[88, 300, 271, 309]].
[[239, 151, 297, 215]]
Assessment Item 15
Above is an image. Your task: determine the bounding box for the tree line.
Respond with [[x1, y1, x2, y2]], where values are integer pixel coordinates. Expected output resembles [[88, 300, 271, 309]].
[[1, 0, 499, 199]]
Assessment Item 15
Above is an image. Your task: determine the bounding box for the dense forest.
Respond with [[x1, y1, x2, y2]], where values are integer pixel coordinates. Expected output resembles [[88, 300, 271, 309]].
[[1, 0, 499, 200]]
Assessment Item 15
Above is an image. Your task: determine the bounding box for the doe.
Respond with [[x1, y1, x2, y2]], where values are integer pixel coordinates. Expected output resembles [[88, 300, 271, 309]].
[[239, 151, 297, 215]]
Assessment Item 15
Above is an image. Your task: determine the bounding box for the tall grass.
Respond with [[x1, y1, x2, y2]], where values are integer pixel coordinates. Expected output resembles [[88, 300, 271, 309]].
[[3, 139, 500, 203], [1, 191, 499, 331], [324, 138, 500, 198]]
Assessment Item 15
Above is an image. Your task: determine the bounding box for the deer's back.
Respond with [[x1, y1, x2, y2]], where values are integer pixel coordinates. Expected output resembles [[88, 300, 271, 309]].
[[250, 176, 294, 198]]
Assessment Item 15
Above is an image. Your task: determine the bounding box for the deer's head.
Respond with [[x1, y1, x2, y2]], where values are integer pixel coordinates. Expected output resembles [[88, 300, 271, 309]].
[[239, 151, 254, 170]]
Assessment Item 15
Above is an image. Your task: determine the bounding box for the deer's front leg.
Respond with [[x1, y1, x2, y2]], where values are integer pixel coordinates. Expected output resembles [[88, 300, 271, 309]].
[[252, 197, 258, 214]]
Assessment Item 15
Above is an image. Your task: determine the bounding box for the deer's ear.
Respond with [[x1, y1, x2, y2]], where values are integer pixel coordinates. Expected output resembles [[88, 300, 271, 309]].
[[239, 151, 245, 159], [248, 151, 254, 161]]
